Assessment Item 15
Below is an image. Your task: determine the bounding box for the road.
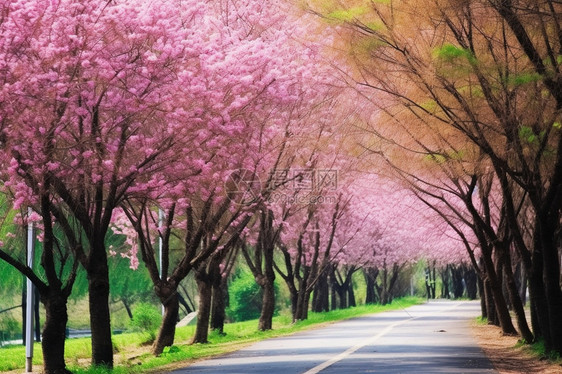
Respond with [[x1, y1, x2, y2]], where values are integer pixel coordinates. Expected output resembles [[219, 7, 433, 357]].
[[171, 300, 497, 374]]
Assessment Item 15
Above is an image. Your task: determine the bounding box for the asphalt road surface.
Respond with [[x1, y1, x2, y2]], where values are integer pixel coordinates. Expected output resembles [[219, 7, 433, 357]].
[[171, 300, 497, 374]]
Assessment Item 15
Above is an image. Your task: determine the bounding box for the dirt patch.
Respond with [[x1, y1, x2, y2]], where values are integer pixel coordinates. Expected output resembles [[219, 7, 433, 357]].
[[471, 322, 562, 374]]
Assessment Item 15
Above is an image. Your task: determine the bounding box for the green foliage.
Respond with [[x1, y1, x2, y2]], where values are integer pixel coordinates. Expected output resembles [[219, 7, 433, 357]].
[[365, 21, 384, 31], [518, 126, 545, 145], [508, 72, 541, 86], [227, 269, 264, 322], [70, 234, 152, 305], [458, 84, 484, 98], [354, 37, 385, 55], [519, 126, 534, 143], [129, 303, 162, 344], [327, 6, 367, 22], [419, 99, 438, 113], [0, 194, 26, 297], [434, 44, 476, 64], [0, 261, 23, 297], [527, 339, 561, 360], [108, 253, 153, 304], [530, 339, 547, 357], [475, 316, 488, 325], [0, 314, 20, 341], [423, 153, 447, 164]]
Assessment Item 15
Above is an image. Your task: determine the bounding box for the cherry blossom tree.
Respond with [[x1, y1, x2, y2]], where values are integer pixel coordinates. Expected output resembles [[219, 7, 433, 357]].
[[113, 0, 343, 348], [0, 0, 221, 366], [341, 179, 427, 305]]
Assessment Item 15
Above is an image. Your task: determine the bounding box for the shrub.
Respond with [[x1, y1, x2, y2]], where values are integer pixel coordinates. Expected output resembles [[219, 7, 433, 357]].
[[129, 303, 162, 344], [0, 315, 20, 342], [227, 269, 279, 322], [227, 269, 262, 322]]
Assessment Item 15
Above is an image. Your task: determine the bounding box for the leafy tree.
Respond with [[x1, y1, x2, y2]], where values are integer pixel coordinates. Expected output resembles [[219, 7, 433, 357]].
[[307, 0, 562, 353]]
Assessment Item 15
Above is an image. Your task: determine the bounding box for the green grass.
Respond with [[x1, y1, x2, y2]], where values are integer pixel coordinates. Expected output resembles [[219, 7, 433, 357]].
[[515, 338, 562, 362], [475, 316, 488, 325], [0, 297, 424, 374]]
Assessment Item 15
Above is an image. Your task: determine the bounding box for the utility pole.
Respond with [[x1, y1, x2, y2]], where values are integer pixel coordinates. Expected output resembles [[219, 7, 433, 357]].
[[158, 208, 164, 316], [25, 207, 34, 373]]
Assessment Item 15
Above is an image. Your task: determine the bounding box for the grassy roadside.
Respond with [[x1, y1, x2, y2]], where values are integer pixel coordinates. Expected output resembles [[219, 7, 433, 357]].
[[1, 296, 423, 374], [471, 317, 562, 374]]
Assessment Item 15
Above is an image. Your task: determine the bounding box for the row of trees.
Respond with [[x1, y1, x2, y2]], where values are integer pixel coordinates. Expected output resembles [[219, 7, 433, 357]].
[[0, 0, 332, 371], [0, 0, 456, 372], [307, 0, 562, 355], [1, 0, 560, 373]]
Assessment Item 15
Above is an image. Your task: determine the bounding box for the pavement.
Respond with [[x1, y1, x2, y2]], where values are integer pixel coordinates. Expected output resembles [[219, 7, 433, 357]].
[[170, 300, 497, 374]]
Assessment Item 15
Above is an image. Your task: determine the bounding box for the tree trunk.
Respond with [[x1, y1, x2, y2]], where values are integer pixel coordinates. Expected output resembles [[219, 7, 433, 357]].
[[293, 270, 311, 321], [425, 266, 436, 300], [329, 272, 347, 310], [192, 270, 212, 344], [122, 299, 133, 320], [489, 274, 517, 334], [41, 291, 72, 374], [21, 284, 26, 346], [294, 286, 312, 321], [441, 267, 450, 299], [513, 262, 527, 306], [337, 285, 347, 309], [538, 215, 562, 354], [152, 288, 179, 355], [496, 255, 511, 310], [330, 280, 337, 311], [385, 263, 398, 304], [478, 275, 486, 319], [258, 278, 275, 330], [484, 278, 498, 326], [501, 247, 534, 343], [430, 265, 436, 299], [210, 273, 228, 334], [246, 209, 277, 331], [364, 268, 378, 304], [257, 217, 276, 331], [511, 248, 527, 306], [311, 281, 320, 313], [528, 236, 549, 344], [34, 287, 41, 342], [178, 293, 193, 315], [481, 248, 517, 335], [464, 267, 478, 300], [87, 248, 113, 368], [347, 281, 356, 307], [288, 285, 298, 319], [312, 271, 329, 312], [425, 273, 432, 300], [381, 266, 393, 305], [451, 265, 464, 299]]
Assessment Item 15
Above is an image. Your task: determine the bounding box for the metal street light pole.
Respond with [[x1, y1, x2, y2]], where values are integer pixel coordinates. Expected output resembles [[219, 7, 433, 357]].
[[158, 208, 164, 316], [25, 207, 34, 373]]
